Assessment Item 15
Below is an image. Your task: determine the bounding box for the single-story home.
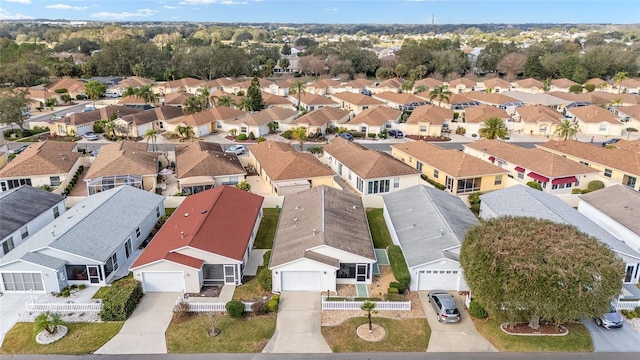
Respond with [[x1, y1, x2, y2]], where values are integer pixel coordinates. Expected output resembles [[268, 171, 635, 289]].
[[50, 105, 141, 137], [330, 91, 384, 115], [372, 92, 429, 111], [294, 93, 339, 112], [168, 107, 246, 138], [176, 142, 247, 195], [446, 78, 477, 93], [404, 105, 454, 137], [461, 105, 511, 137], [344, 106, 402, 134], [117, 106, 184, 138], [565, 105, 623, 137], [223, 107, 298, 137], [289, 107, 351, 134], [512, 105, 565, 137]]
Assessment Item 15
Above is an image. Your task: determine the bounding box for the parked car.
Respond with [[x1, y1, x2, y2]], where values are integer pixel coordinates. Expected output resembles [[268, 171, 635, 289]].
[[90, 148, 100, 157], [388, 130, 404, 139], [594, 305, 624, 329], [225, 145, 246, 155], [427, 290, 461, 323], [601, 138, 621, 147], [84, 132, 98, 141], [13, 145, 29, 155], [337, 133, 354, 141]]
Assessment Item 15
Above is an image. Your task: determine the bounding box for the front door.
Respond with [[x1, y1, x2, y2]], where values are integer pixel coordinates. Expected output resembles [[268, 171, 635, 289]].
[[87, 266, 101, 284], [624, 265, 636, 283], [356, 264, 368, 283], [224, 265, 236, 285]]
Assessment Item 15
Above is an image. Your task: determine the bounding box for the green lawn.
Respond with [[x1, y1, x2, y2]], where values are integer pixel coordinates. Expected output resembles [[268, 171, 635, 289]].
[[1, 322, 123, 354], [253, 208, 280, 249], [164, 208, 176, 217], [166, 313, 276, 353], [366, 208, 393, 249], [322, 317, 429, 352], [472, 318, 593, 352]]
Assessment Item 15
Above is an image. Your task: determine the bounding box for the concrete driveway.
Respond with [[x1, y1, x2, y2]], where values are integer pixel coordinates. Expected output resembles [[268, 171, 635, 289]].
[[0, 293, 33, 346], [95, 292, 178, 354], [262, 292, 332, 353], [582, 318, 640, 352], [418, 291, 497, 352]]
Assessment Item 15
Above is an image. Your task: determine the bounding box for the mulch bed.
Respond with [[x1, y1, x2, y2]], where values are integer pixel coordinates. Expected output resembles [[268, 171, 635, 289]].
[[501, 322, 568, 336], [406, 135, 451, 142]]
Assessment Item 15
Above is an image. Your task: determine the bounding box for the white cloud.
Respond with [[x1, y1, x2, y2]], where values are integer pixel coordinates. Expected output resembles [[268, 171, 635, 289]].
[[5, 0, 31, 4], [163, 5, 182, 9], [46, 4, 88, 10], [179, 0, 247, 5], [326, 8, 338, 12], [0, 7, 32, 19], [91, 8, 158, 19]]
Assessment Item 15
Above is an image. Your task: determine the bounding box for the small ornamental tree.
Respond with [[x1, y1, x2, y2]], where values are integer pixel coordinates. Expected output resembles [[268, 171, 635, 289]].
[[34, 311, 64, 335], [361, 300, 378, 332], [460, 216, 624, 329]]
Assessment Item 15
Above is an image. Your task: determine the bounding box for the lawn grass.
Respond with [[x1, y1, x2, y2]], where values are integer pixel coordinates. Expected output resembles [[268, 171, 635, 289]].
[[253, 208, 280, 249], [1, 322, 123, 354], [233, 268, 269, 301], [472, 318, 593, 352], [165, 313, 276, 353], [366, 208, 393, 249], [322, 317, 429, 352], [164, 208, 176, 217]]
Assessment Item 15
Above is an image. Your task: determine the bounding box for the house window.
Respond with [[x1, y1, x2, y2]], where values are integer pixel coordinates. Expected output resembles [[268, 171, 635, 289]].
[[456, 178, 481, 194], [394, 177, 400, 188], [604, 169, 612, 178], [2, 238, 15, 255], [216, 121, 222, 129], [1, 178, 32, 191], [66, 265, 89, 280], [156, 206, 161, 219], [357, 177, 364, 192], [580, 161, 590, 166], [624, 175, 637, 189], [240, 126, 247, 134], [420, 126, 427, 133], [136, 227, 141, 239], [433, 169, 439, 179], [53, 206, 60, 219], [494, 175, 502, 186], [20, 226, 29, 240], [416, 161, 422, 171], [105, 253, 119, 278], [445, 176, 454, 191], [50, 176, 61, 187], [367, 179, 390, 194], [125, 238, 132, 258], [338, 163, 343, 176], [348, 170, 352, 180], [599, 124, 607, 132]]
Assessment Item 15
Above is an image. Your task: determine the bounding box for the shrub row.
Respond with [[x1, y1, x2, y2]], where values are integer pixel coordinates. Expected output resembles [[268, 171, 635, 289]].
[[387, 245, 411, 291], [257, 250, 272, 291], [421, 174, 446, 190], [99, 277, 144, 321], [63, 165, 84, 196]]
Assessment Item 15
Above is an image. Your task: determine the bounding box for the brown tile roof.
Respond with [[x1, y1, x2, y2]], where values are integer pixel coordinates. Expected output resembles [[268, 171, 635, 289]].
[[310, 78, 341, 89], [415, 92, 474, 105], [343, 78, 375, 88], [465, 139, 598, 177], [348, 106, 402, 126], [56, 105, 141, 126], [211, 89, 243, 104], [548, 91, 612, 105], [324, 140, 419, 179], [447, 78, 477, 87], [119, 106, 184, 126], [579, 185, 640, 235], [0, 141, 81, 178], [585, 78, 607, 86], [175, 141, 246, 179], [170, 107, 246, 127], [551, 78, 579, 88], [234, 78, 275, 89], [515, 78, 544, 89], [393, 141, 507, 177], [164, 92, 194, 106], [376, 78, 404, 89], [373, 91, 425, 105], [117, 76, 154, 88], [206, 77, 238, 88], [131, 186, 263, 268], [615, 94, 640, 105], [406, 105, 454, 125], [567, 105, 619, 124], [118, 96, 147, 105], [483, 78, 511, 88], [249, 141, 334, 181], [85, 141, 158, 179], [46, 77, 86, 94], [331, 92, 384, 106], [230, 107, 297, 126], [163, 77, 202, 88], [515, 105, 565, 124], [537, 140, 640, 176], [261, 92, 292, 106], [275, 78, 300, 88], [27, 89, 58, 101], [620, 79, 640, 88], [464, 105, 510, 123], [611, 139, 640, 153], [464, 92, 518, 105], [299, 93, 338, 106], [414, 77, 443, 89], [270, 185, 375, 267], [292, 107, 350, 126]]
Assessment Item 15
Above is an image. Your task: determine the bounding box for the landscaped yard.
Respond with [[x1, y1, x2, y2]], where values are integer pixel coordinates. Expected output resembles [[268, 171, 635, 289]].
[[322, 317, 429, 352], [472, 318, 593, 352], [253, 208, 280, 249], [366, 208, 393, 249], [233, 251, 271, 301], [165, 313, 276, 353], [1, 322, 123, 354]]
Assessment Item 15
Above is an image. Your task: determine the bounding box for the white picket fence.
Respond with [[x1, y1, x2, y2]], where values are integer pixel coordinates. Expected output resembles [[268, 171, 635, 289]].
[[176, 297, 254, 313], [616, 299, 640, 311], [26, 301, 102, 313], [321, 297, 411, 311]]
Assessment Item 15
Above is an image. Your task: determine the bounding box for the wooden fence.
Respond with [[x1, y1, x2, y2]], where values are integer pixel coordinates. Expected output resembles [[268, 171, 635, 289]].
[[26, 301, 102, 313], [321, 297, 411, 311]]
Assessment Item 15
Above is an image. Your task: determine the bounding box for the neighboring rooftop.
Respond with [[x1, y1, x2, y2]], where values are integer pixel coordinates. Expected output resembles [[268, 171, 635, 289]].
[[0, 186, 64, 240], [249, 141, 334, 181], [0, 141, 81, 178], [85, 141, 158, 179], [579, 185, 640, 237], [175, 141, 246, 179]]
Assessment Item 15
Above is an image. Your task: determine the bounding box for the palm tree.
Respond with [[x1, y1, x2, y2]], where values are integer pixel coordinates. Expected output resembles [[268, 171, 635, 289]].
[[196, 86, 213, 109], [289, 80, 307, 111], [429, 85, 452, 107], [485, 87, 494, 94], [290, 126, 307, 150], [103, 119, 117, 138], [478, 117, 509, 140], [229, 128, 238, 138], [625, 127, 638, 140], [122, 85, 158, 106], [598, 81, 609, 92], [177, 125, 195, 140], [182, 96, 203, 115], [614, 71, 629, 94], [554, 120, 579, 141], [413, 85, 428, 94], [542, 78, 552, 92], [612, 98, 623, 107], [361, 300, 377, 333], [34, 311, 64, 335], [144, 128, 158, 152], [237, 97, 252, 111], [216, 95, 236, 108]]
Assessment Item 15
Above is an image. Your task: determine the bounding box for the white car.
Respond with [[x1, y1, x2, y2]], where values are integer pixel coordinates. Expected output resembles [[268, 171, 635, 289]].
[[225, 145, 246, 155], [84, 132, 98, 141]]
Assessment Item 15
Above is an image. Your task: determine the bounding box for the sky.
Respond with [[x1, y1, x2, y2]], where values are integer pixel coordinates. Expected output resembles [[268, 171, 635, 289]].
[[0, 0, 638, 24]]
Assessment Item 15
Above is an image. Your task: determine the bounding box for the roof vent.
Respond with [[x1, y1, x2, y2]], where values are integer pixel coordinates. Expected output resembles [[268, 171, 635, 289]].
[[201, 210, 207, 214], [295, 206, 299, 210], [184, 213, 190, 217], [312, 228, 317, 235], [352, 205, 357, 209], [293, 217, 298, 222], [440, 228, 444, 235], [51, 230, 55, 237], [180, 231, 185, 239]]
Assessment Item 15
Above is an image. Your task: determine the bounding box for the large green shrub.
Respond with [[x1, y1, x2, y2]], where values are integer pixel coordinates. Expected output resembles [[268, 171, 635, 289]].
[[587, 180, 605, 192], [282, 130, 292, 139], [237, 133, 247, 140], [267, 294, 280, 312], [226, 300, 245, 318], [387, 245, 410, 290], [526, 181, 542, 191], [469, 299, 489, 319], [99, 277, 143, 321], [389, 281, 406, 294], [257, 250, 272, 291]]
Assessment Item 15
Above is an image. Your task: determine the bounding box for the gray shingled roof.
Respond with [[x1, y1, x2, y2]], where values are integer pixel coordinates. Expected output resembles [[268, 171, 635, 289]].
[[480, 185, 640, 260], [382, 185, 479, 267], [579, 185, 640, 236], [0, 186, 65, 240]]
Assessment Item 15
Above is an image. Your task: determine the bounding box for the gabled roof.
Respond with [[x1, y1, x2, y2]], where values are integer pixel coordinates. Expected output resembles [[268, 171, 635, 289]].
[[515, 105, 565, 124], [211, 89, 243, 104], [585, 78, 607, 86], [270, 186, 375, 268], [132, 186, 263, 269], [119, 106, 184, 126], [0, 186, 64, 240], [116, 76, 154, 88], [551, 78, 579, 88], [348, 106, 401, 126], [372, 91, 426, 105], [249, 141, 334, 181], [447, 78, 477, 87], [482, 77, 511, 88], [275, 78, 300, 89], [0, 186, 165, 268], [464, 92, 519, 105], [537, 140, 640, 176], [382, 185, 479, 267], [230, 107, 297, 126], [580, 185, 640, 236], [548, 91, 612, 106], [164, 92, 194, 106], [406, 105, 454, 125], [464, 104, 510, 123], [515, 78, 544, 89], [393, 141, 507, 178], [414, 77, 443, 89], [205, 77, 238, 88], [480, 185, 640, 260], [331, 92, 384, 106], [170, 107, 246, 126], [376, 77, 403, 89], [176, 141, 246, 179], [233, 78, 275, 89], [309, 78, 341, 89], [46, 77, 85, 94], [85, 141, 158, 179], [343, 78, 375, 88], [324, 140, 419, 179], [261, 92, 292, 106], [298, 93, 338, 106], [56, 105, 141, 126], [0, 141, 81, 178], [163, 77, 202, 88], [504, 91, 570, 106], [567, 105, 619, 124], [620, 78, 640, 88], [292, 107, 350, 126]]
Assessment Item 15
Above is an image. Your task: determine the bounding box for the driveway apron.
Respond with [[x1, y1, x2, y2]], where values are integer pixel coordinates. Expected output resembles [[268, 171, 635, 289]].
[[418, 291, 497, 352], [262, 292, 332, 353], [95, 292, 178, 354], [582, 318, 640, 352]]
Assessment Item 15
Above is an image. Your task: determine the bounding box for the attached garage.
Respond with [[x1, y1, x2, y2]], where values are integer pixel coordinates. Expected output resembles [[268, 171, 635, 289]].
[[1, 272, 45, 292], [141, 272, 184, 293], [281, 271, 322, 292], [417, 269, 461, 291]]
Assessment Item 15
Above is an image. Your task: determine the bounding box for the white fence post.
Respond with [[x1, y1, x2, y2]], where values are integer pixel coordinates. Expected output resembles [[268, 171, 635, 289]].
[[321, 296, 411, 311], [25, 301, 102, 313]]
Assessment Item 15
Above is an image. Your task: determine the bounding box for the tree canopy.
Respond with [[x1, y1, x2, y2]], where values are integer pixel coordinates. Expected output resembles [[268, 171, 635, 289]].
[[460, 216, 624, 329], [0, 88, 30, 131]]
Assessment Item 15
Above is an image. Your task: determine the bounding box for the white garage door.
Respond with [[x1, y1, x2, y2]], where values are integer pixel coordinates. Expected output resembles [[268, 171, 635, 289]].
[[281, 271, 322, 292], [417, 269, 460, 291], [141, 272, 184, 293], [1, 272, 45, 292]]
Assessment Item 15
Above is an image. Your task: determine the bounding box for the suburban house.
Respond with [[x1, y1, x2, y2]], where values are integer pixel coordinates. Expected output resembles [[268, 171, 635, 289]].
[[266, 79, 293, 96], [0, 186, 165, 294], [345, 106, 402, 134], [26, 88, 62, 108], [295, 93, 339, 112], [306, 79, 341, 95], [578, 185, 640, 253], [505, 91, 569, 110], [155, 77, 203, 95], [45, 77, 86, 98], [162, 92, 194, 107], [226, 78, 276, 95], [404, 105, 454, 137], [322, 140, 421, 196], [372, 92, 429, 111], [111, 76, 155, 96], [461, 105, 510, 137], [447, 78, 477, 93], [84, 141, 158, 196], [262, 92, 296, 110], [550, 78, 579, 93], [512, 105, 565, 137], [175, 142, 246, 195], [168, 107, 246, 138], [117, 106, 184, 138], [392, 141, 508, 194], [289, 107, 350, 134], [480, 78, 512, 93], [512, 78, 544, 93], [463, 92, 523, 115], [565, 105, 623, 137], [0, 141, 82, 193], [421, 93, 479, 111], [479, 185, 640, 286], [585, 78, 609, 92], [248, 141, 335, 196], [382, 185, 478, 291], [0, 186, 66, 258], [202, 77, 238, 93], [464, 139, 600, 193], [269, 186, 376, 292], [618, 79, 640, 94], [371, 78, 403, 94], [131, 186, 263, 292], [413, 77, 443, 92], [332, 78, 375, 94], [50, 105, 140, 137], [615, 105, 640, 130], [330, 92, 384, 115], [223, 107, 297, 137], [536, 140, 640, 191]]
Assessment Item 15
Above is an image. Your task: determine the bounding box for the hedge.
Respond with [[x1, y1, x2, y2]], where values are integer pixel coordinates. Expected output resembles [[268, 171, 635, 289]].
[[237, 134, 247, 140], [226, 300, 245, 318], [526, 181, 542, 191], [99, 277, 143, 321], [387, 245, 410, 290], [258, 250, 272, 291]]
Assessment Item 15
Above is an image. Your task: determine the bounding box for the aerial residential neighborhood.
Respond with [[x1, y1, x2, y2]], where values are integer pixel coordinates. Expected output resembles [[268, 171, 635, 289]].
[[1, 2, 640, 356]]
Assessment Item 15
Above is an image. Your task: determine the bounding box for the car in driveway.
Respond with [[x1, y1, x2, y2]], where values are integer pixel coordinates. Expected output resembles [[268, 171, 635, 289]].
[[84, 132, 98, 141], [388, 129, 404, 139], [594, 305, 624, 329], [13, 145, 29, 155], [601, 138, 621, 147], [427, 290, 461, 323], [337, 133, 354, 141], [225, 145, 246, 155]]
